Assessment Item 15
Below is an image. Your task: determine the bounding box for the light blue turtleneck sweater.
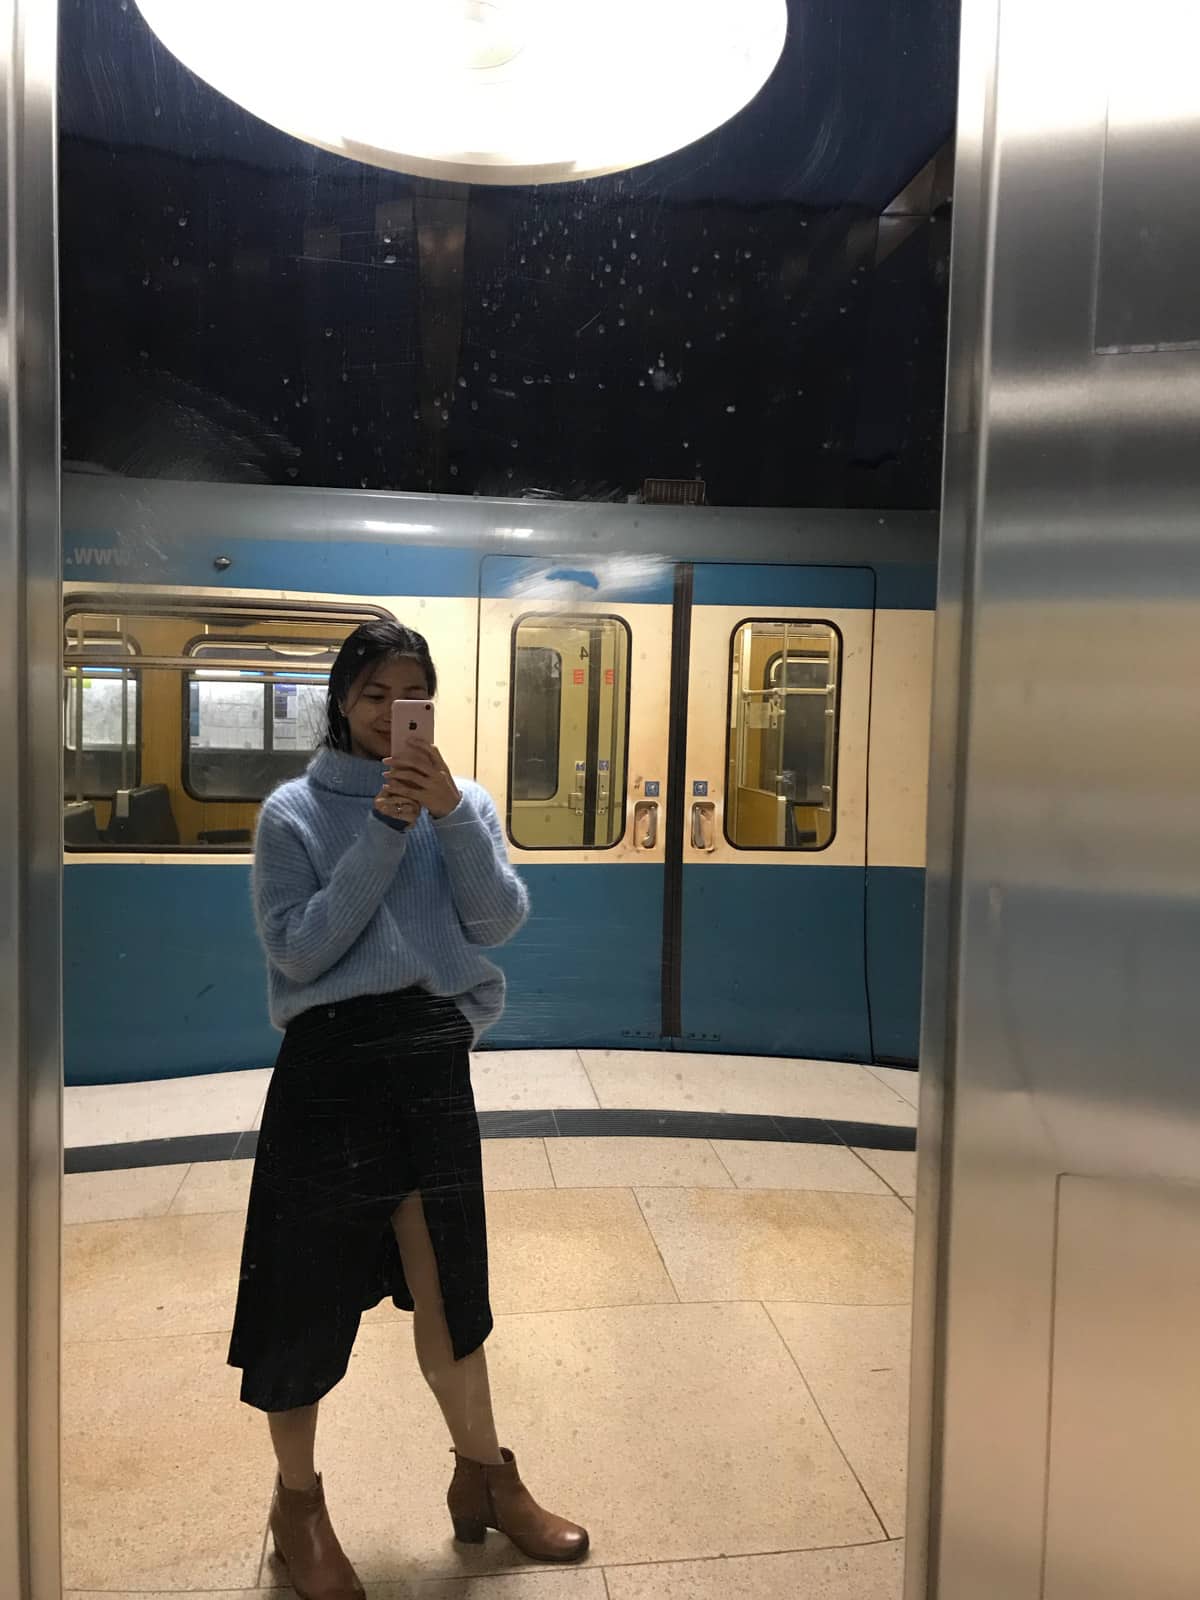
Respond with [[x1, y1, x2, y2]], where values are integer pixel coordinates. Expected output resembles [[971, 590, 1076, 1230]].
[[252, 748, 529, 1040]]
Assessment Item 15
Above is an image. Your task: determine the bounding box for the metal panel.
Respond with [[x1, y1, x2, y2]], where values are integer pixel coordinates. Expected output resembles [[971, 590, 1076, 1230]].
[[0, 0, 62, 1596], [911, 0, 1200, 1596]]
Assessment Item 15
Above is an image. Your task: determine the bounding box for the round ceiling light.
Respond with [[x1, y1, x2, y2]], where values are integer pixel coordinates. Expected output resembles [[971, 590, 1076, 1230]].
[[135, 0, 788, 185]]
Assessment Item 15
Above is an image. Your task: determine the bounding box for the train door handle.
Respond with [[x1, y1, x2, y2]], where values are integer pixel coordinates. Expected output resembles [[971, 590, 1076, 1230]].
[[690, 800, 715, 852], [634, 799, 658, 850]]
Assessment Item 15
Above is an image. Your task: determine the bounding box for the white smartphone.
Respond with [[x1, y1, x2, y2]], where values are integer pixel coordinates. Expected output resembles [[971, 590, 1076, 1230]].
[[391, 698, 435, 758]]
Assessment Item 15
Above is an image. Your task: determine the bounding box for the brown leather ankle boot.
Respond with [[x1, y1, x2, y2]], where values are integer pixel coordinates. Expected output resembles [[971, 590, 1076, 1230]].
[[268, 1473, 365, 1600], [448, 1447, 589, 1563]]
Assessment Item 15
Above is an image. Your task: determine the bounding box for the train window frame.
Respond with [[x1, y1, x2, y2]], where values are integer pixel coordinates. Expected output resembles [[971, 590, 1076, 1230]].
[[506, 610, 633, 853], [180, 634, 342, 804], [62, 594, 392, 853], [63, 631, 144, 799], [723, 616, 844, 854]]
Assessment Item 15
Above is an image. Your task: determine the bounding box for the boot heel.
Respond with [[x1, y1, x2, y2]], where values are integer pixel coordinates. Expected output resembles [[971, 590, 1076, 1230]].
[[452, 1514, 487, 1544]]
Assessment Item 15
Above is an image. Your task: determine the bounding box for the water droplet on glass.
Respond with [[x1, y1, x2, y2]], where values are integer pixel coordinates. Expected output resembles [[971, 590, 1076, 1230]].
[[510, 439, 519, 449], [450, 464, 459, 476], [384, 253, 397, 264], [523, 374, 534, 385], [726, 404, 737, 414], [141, 273, 150, 287], [470, 399, 479, 410], [282, 376, 290, 385], [324, 327, 333, 338], [286, 466, 299, 478], [441, 409, 450, 421], [178, 215, 189, 228], [691, 265, 700, 275], [597, 324, 606, 334], [171, 255, 179, 267], [618, 317, 626, 327]]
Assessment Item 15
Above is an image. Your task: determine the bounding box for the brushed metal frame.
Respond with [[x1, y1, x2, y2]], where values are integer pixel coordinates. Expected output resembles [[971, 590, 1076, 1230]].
[[908, 0, 1200, 1595], [0, 0, 62, 1594], [904, 1, 998, 1590]]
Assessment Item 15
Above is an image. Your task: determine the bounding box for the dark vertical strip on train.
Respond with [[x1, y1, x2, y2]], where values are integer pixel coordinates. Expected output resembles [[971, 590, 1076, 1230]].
[[581, 620, 603, 849], [661, 562, 694, 1039]]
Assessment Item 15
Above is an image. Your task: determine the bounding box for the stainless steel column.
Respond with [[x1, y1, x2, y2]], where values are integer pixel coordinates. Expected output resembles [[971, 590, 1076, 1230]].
[[909, 1, 1200, 1595], [0, 0, 61, 1595]]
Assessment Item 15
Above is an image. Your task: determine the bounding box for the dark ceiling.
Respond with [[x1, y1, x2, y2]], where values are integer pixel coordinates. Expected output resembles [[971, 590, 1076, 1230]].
[[58, 0, 958, 507]]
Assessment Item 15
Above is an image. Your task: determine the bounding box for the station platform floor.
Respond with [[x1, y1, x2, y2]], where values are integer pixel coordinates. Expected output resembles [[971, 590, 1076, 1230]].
[[62, 1050, 918, 1600]]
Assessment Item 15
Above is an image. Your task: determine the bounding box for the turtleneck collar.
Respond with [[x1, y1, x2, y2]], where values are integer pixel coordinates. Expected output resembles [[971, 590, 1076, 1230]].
[[308, 746, 382, 799]]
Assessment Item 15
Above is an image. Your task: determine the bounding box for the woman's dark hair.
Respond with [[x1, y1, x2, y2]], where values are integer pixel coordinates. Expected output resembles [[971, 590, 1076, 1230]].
[[324, 619, 437, 752]]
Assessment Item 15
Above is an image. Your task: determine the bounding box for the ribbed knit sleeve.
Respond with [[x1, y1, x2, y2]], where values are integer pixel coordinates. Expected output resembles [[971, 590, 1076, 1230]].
[[253, 796, 409, 984], [433, 783, 530, 947]]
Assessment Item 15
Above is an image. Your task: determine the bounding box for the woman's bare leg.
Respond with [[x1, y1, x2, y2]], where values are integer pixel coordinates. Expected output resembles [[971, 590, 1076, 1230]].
[[268, 1403, 320, 1490], [392, 1190, 503, 1464]]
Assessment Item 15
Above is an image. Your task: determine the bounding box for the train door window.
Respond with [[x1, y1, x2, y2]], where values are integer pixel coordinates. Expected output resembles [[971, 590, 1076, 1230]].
[[508, 614, 630, 849], [63, 629, 141, 799], [726, 620, 840, 850], [185, 639, 336, 801]]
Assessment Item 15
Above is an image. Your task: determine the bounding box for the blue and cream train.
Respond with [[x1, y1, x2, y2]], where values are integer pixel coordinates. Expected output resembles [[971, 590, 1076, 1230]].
[[61, 472, 937, 1086]]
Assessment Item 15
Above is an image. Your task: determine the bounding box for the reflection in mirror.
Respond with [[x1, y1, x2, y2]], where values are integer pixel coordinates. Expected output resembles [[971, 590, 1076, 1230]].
[[56, 0, 950, 1592]]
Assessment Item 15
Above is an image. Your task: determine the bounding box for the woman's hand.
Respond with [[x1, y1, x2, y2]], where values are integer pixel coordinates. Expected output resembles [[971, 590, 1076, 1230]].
[[374, 771, 421, 827], [382, 742, 462, 821]]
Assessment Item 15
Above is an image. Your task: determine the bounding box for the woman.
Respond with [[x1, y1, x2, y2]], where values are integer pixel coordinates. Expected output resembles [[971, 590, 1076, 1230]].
[[228, 619, 588, 1600]]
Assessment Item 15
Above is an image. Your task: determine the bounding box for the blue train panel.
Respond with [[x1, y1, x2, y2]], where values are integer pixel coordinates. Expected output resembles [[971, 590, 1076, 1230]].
[[865, 865, 926, 1062], [679, 865, 873, 1061]]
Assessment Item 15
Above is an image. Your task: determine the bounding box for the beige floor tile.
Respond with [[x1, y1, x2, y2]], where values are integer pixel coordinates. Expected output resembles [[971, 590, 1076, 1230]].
[[486, 1188, 677, 1314], [852, 1148, 917, 1199], [635, 1189, 913, 1305], [64, 1163, 191, 1224], [64, 1210, 245, 1342], [866, 1066, 919, 1109], [483, 1138, 555, 1190], [579, 1052, 915, 1126], [471, 1051, 599, 1111], [711, 1141, 890, 1194], [70, 1594, 265, 1600], [171, 1157, 256, 1214], [547, 1137, 732, 1189], [286, 1300, 881, 1584], [62, 1332, 271, 1591], [605, 1540, 904, 1600], [371, 1573, 609, 1598], [767, 1303, 912, 1537], [65, 1067, 272, 1148]]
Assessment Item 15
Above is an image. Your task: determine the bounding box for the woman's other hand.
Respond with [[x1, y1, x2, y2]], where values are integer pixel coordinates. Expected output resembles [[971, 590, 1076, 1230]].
[[382, 743, 462, 821]]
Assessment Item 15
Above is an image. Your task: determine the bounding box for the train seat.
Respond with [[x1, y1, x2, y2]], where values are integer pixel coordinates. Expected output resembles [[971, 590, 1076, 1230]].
[[63, 801, 100, 846], [104, 783, 180, 847]]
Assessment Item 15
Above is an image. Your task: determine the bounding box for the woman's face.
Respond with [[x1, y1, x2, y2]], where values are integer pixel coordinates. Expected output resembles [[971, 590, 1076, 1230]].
[[342, 653, 431, 761]]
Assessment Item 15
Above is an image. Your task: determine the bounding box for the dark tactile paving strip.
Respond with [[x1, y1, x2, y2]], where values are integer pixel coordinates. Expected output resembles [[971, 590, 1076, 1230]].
[[65, 1106, 914, 1174]]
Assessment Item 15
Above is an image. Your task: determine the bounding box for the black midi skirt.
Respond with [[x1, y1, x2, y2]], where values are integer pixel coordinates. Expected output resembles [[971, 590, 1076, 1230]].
[[227, 987, 493, 1413]]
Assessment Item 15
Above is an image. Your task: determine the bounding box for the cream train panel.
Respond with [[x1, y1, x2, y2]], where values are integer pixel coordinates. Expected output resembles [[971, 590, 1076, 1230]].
[[62, 583, 478, 860], [867, 607, 934, 869], [683, 602, 874, 870], [476, 597, 673, 867]]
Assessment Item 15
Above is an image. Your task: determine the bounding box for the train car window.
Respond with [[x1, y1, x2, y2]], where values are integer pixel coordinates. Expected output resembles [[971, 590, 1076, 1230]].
[[184, 639, 336, 802], [63, 600, 387, 850], [508, 615, 631, 850], [63, 633, 141, 800], [725, 620, 841, 850]]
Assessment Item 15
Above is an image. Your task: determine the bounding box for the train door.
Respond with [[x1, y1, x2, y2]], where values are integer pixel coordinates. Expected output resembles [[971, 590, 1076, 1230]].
[[672, 563, 875, 1059], [475, 555, 674, 1047]]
